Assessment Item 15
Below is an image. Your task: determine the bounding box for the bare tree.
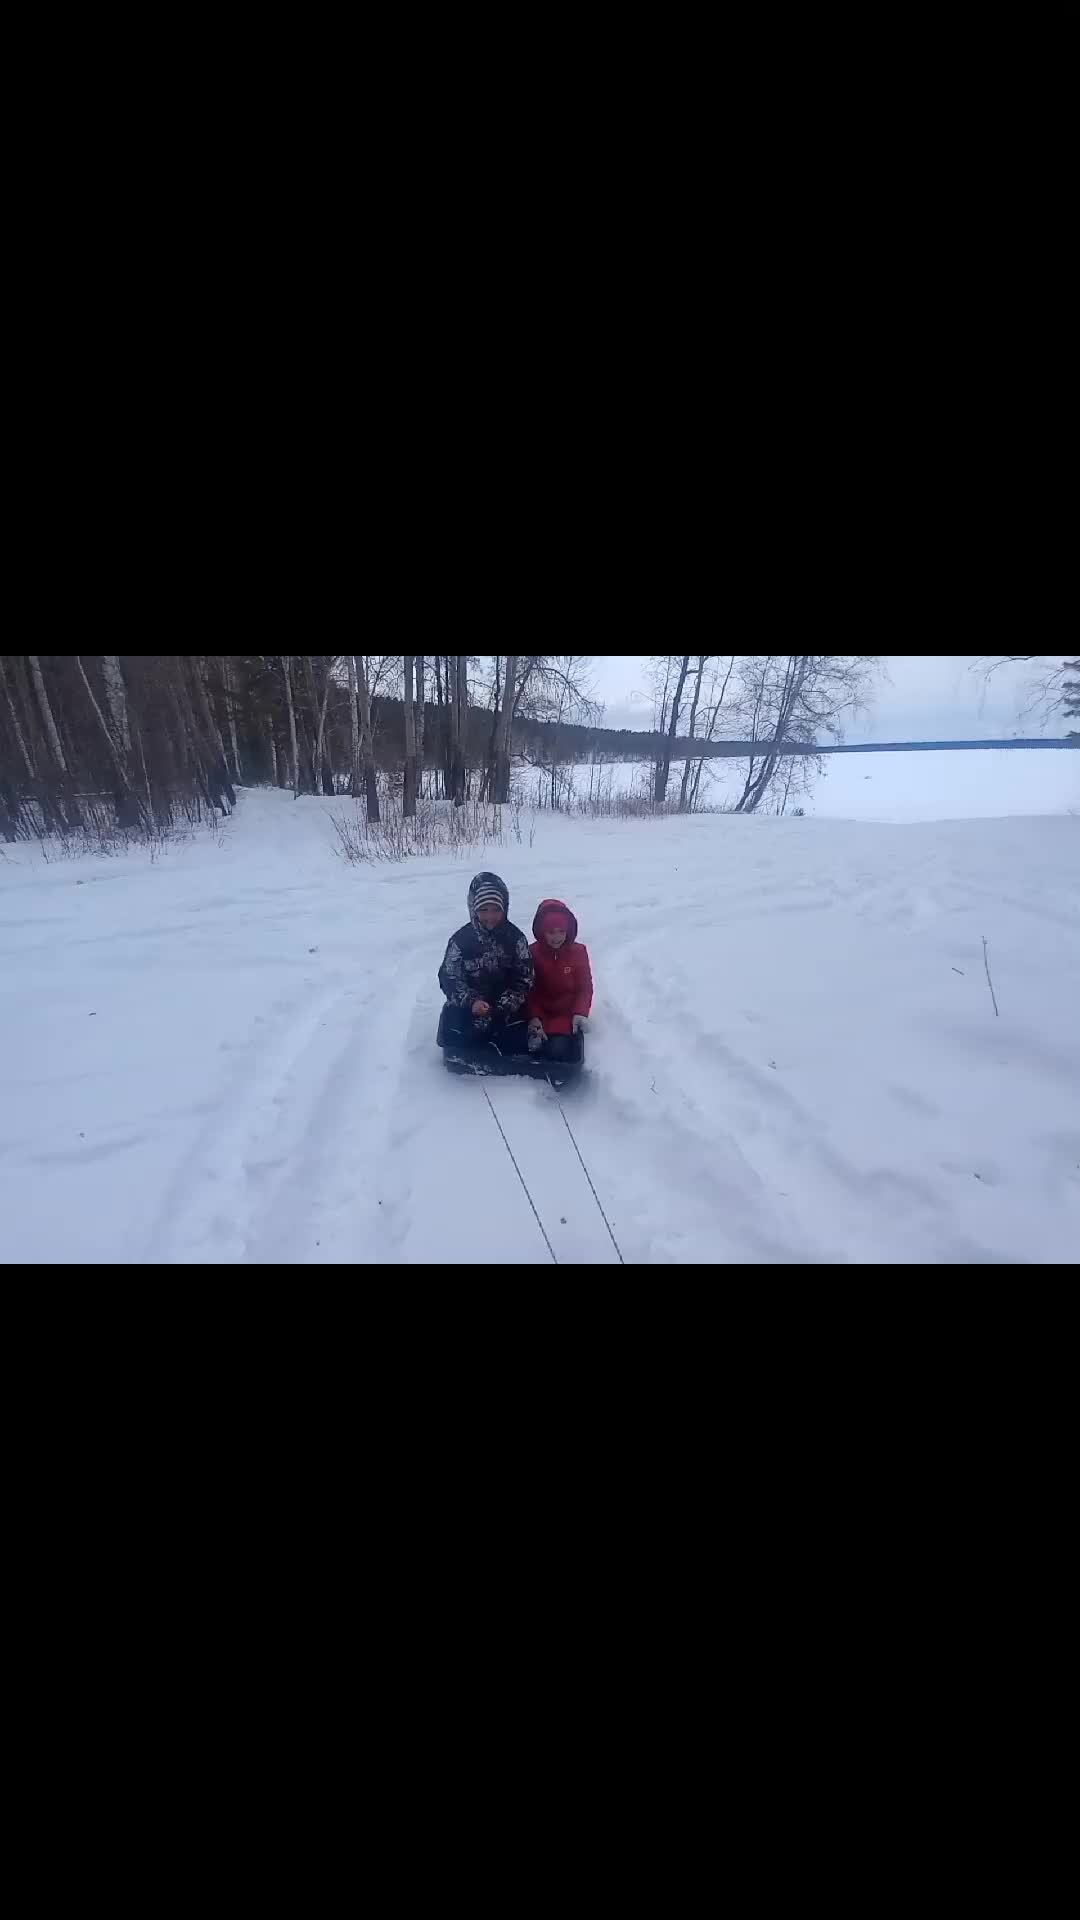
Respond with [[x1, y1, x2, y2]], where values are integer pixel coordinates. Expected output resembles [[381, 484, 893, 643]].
[[976, 656, 1080, 728], [356, 653, 379, 821], [281, 656, 300, 796], [432, 655, 448, 797], [347, 653, 361, 796], [678, 655, 708, 812], [402, 654, 417, 818], [314, 658, 335, 795], [689, 655, 737, 811], [221, 657, 243, 783], [493, 653, 517, 803], [74, 657, 144, 823], [29, 655, 68, 775], [415, 657, 426, 797], [450, 655, 466, 804], [654, 655, 691, 807], [258, 654, 283, 786], [101, 656, 132, 757], [506, 656, 598, 808], [193, 658, 229, 772], [732, 655, 881, 813], [477, 654, 502, 801], [0, 654, 35, 780]]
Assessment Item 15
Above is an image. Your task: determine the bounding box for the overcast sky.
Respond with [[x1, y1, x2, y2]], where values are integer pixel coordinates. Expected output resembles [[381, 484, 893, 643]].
[[584, 655, 1060, 740]]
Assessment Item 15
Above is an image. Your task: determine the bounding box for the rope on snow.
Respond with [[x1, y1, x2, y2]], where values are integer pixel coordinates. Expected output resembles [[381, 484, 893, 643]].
[[478, 1080, 558, 1263], [549, 1086, 626, 1265], [460, 1044, 625, 1265]]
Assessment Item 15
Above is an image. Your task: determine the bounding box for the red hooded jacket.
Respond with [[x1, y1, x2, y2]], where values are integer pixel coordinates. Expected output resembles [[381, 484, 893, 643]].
[[526, 900, 593, 1036]]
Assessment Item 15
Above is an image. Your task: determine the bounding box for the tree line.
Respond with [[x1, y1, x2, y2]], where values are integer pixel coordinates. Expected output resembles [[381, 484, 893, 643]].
[[0, 655, 599, 841], [4, 654, 1072, 842]]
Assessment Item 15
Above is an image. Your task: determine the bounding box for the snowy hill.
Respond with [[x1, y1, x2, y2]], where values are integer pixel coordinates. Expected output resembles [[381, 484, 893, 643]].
[[1, 787, 1077, 1264]]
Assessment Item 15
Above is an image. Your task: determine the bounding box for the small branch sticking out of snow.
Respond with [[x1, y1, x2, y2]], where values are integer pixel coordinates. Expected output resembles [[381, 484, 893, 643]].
[[981, 936, 1000, 1017], [952, 967, 965, 975]]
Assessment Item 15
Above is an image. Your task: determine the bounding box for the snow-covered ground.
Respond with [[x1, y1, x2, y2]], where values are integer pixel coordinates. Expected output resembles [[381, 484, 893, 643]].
[[1, 783, 1077, 1264]]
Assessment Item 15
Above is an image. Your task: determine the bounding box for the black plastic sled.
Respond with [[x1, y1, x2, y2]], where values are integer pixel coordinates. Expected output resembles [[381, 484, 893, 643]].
[[436, 1007, 584, 1086]]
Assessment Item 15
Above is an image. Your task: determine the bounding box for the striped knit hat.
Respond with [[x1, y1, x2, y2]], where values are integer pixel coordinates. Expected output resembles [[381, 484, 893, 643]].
[[468, 871, 509, 919]]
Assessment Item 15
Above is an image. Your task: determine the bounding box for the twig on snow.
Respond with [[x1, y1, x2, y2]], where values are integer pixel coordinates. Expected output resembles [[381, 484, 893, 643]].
[[981, 936, 999, 1018], [951, 967, 965, 975]]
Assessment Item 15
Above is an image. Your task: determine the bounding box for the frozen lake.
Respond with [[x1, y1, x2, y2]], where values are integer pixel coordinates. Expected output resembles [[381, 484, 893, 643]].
[[521, 747, 1079, 823]]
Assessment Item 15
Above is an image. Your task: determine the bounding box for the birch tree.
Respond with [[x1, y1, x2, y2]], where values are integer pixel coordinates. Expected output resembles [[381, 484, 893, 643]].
[[0, 654, 35, 780], [494, 653, 517, 803], [356, 654, 379, 821], [689, 655, 737, 811], [314, 658, 334, 796], [101, 656, 132, 757], [450, 655, 466, 804], [221, 657, 243, 783], [732, 655, 880, 814], [415, 657, 426, 798], [74, 657, 143, 823], [402, 654, 417, 818], [29, 655, 68, 775], [678, 655, 708, 812], [281, 656, 300, 796], [654, 655, 691, 807], [347, 652, 361, 796]]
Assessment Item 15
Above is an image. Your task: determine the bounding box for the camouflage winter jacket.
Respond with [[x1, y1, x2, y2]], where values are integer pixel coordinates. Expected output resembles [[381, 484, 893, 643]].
[[438, 920, 534, 1017]]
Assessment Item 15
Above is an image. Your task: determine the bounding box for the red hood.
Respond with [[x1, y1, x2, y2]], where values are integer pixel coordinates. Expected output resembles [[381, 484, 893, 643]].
[[532, 898, 578, 943]]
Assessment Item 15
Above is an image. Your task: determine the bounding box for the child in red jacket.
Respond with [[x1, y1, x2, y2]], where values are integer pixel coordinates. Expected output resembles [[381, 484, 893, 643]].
[[526, 899, 593, 1059]]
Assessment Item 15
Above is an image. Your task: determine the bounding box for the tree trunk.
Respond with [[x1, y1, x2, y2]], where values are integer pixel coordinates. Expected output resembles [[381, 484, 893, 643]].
[[493, 653, 517, 804], [74, 656, 142, 825], [432, 655, 443, 796], [690, 656, 737, 811], [347, 654, 361, 796], [0, 654, 35, 780], [403, 654, 417, 818], [735, 656, 809, 814], [258, 655, 283, 785], [450, 656, 466, 805], [282, 656, 300, 796], [74, 657, 130, 785], [170, 663, 213, 809], [678, 656, 707, 812], [221, 657, 243, 783], [101, 655, 133, 756], [438, 655, 454, 799], [28, 654, 79, 826], [296, 656, 319, 791], [415, 657, 426, 800], [315, 661, 333, 795], [169, 672, 191, 778], [189, 660, 236, 810], [549, 670, 570, 812], [194, 658, 229, 769], [357, 654, 379, 821], [654, 655, 673, 795], [29, 655, 68, 774], [655, 655, 690, 806], [480, 656, 501, 801]]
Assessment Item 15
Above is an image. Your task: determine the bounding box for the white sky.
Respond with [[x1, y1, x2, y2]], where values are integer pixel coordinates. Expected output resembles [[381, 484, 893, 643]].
[[585, 655, 1064, 740]]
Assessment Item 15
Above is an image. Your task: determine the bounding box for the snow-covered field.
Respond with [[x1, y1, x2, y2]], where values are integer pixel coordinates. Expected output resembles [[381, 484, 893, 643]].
[[1, 778, 1077, 1265]]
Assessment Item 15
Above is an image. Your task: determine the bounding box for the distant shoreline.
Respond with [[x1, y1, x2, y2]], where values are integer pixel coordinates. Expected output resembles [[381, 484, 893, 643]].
[[708, 738, 1078, 757]]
